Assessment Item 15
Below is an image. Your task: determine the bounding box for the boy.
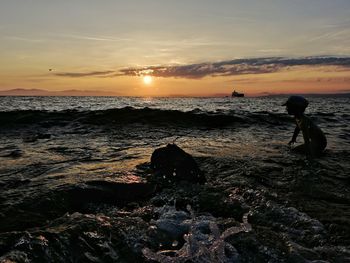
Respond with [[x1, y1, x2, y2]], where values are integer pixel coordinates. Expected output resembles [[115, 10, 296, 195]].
[[283, 96, 327, 157]]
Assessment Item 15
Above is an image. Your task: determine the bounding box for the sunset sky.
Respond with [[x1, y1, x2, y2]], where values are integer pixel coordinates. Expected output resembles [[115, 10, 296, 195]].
[[0, 0, 349, 96]]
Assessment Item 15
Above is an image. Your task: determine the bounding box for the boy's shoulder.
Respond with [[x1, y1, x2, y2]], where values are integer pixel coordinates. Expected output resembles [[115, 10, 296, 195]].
[[301, 114, 312, 122], [296, 115, 312, 129]]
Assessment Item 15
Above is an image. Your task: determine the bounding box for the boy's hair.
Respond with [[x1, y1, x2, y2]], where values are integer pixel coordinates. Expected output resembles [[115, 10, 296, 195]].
[[282, 96, 309, 114]]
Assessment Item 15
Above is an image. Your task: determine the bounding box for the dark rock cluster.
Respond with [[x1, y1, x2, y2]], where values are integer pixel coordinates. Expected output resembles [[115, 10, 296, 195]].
[[151, 143, 205, 184]]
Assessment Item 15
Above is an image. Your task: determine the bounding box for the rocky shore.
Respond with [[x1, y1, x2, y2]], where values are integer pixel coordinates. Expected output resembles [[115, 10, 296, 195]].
[[0, 108, 349, 262]]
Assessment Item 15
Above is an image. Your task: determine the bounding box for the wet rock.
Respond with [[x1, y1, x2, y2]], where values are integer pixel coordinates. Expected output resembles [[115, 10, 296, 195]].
[[198, 187, 249, 220], [248, 201, 326, 247], [0, 250, 30, 263], [286, 241, 322, 262], [150, 144, 205, 183], [227, 231, 286, 263], [0, 213, 148, 263], [143, 205, 252, 262], [148, 206, 191, 249], [71, 180, 156, 205], [0, 180, 156, 232]]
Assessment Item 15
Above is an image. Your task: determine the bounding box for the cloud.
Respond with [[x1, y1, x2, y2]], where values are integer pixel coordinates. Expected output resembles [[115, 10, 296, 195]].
[[3, 36, 45, 42], [119, 63, 281, 79], [117, 56, 350, 79], [54, 56, 350, 79], [56, 34, 132, 42], [54, 71, 115, 78], [308, 28, 350, 42]]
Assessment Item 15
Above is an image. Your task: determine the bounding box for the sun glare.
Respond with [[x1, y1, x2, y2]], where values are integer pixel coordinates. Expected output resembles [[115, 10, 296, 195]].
[[143, 75, 153, 85]]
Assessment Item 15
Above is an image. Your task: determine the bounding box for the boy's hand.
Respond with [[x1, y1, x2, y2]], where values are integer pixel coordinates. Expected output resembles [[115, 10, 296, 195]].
[[288, 139, 296, 146]]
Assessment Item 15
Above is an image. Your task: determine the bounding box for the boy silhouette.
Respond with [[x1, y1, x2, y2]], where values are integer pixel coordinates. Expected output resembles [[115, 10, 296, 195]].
[[283, 96, 327, 157]]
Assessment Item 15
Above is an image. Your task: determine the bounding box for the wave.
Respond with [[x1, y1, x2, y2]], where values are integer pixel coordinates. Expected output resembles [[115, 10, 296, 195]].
[[0, 107, 302, 128]]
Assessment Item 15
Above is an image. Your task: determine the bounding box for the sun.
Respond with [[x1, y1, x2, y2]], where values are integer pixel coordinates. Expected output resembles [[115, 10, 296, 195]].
[[143, 75, 153, 85]]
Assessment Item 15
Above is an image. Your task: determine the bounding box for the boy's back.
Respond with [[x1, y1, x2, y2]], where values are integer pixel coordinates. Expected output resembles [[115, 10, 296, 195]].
[[295, 115, 327, 155]]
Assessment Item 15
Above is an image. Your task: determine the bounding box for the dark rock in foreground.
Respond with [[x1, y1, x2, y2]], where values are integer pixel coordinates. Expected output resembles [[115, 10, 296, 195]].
[[150, 144, 205, 184], [0, 180, 156, 232], [71, 180, 156, 206], [0, 212, 148, 263]]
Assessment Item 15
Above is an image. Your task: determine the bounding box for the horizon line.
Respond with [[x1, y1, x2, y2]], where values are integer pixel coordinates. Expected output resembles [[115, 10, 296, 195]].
[[0, 88, 349, 98]]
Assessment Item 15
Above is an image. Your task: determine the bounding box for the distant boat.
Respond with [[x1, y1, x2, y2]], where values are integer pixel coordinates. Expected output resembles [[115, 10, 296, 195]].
[[231, 90, 244, 97]]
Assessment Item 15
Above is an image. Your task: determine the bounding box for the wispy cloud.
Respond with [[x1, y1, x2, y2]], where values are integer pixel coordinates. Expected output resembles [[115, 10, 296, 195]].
[[3, 33, 132, 43], [320, 18, 350, 29], [117, 57, 350, 79], [201, 13, 258, 23], [308, 28, 350, 42], [144, 38, 237, 49], [3, 36, 45, 42], [257, 49, 285, 54], [55, 71, 115, 77], [308, 17, 350, 43], [56, 33, 132, 42], [118, 63, 280, 79], [54, 56, 350, 79]]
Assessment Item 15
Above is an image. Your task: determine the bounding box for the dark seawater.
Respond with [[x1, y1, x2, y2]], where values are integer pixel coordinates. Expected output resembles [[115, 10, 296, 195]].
[[0, 95, 349, 114], [1, 96, 349, 151], [0, 96, 349, 262]]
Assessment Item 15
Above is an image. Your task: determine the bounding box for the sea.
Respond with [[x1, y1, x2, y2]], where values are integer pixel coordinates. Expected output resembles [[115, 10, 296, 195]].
[[0, 95, 350, 261], [0, 95, 349, 114], [1, 95, 349, 152]]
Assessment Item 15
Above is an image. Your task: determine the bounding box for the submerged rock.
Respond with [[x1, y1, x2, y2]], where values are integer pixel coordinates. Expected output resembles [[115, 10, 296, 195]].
[[150, 144, 205, 183], [0, 212, 148, 263], [0, 180, 156, 232], [198, 188, 249, 220], [70, 180, 156, 206]]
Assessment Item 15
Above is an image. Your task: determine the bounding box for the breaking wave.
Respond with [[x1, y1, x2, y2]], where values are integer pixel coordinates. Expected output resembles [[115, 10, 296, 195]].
[[0, 107, 297, 128]]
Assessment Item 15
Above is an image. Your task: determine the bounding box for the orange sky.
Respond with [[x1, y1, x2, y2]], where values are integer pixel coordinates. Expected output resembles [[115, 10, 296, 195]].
[[1, 1, 350, 96]]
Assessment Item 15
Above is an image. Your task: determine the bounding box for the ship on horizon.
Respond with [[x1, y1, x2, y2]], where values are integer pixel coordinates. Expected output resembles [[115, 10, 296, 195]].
[[232, 90, 244, 97]]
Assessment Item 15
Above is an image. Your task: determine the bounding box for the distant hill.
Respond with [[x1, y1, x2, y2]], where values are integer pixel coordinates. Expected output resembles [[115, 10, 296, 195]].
[[0, 89, 120, 96]]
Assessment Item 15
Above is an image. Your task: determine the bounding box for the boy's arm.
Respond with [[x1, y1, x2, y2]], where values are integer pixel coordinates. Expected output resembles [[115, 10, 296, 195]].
[[289, 126, 300, 145], [301, 120, 313, 158]]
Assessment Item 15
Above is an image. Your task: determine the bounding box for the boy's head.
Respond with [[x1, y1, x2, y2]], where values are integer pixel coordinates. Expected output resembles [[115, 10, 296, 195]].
[[282, 96, 309, 115]]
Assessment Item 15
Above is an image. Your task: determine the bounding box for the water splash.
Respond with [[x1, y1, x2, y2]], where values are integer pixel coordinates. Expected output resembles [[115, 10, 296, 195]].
[[142, 205, 251, 262]]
